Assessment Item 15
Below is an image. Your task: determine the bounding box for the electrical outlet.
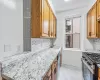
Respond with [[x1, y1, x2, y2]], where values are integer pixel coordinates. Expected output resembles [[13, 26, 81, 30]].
[[4, 45, 11, 52]]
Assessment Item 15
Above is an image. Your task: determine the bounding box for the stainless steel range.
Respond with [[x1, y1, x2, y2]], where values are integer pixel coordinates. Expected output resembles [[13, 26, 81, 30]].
[[82, 52, 100, 80]]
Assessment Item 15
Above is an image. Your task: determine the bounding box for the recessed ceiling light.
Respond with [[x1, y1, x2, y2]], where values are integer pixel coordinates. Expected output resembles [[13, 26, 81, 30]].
[[64, 0, 70, 2]]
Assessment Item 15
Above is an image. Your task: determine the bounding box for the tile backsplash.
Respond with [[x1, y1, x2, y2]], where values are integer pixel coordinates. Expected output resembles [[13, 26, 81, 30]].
[[86, 39, 100, 51], [31, 38, 52, 52], [93, 39, 100, 51]]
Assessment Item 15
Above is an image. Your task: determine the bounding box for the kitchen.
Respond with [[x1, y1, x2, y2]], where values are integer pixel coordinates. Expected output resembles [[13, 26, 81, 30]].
[[0, 0, 100, 80]]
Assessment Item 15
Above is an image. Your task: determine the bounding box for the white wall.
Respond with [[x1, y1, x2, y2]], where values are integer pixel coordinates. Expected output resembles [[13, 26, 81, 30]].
[[0, 0, 56, 60], [88, 0, 96, 11], [48, 0, 56, 16], [0, 20, 3, 54], [55, 7, 87, 50], [54, 0, 97, 68], [62, 50, 82, 69], [0, 0, 23, 59], [54, 7, 88, 68]]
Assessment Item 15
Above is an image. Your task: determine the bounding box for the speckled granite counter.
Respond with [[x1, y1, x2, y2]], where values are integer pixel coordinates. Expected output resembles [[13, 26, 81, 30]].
[[2, 48, 61, 80]]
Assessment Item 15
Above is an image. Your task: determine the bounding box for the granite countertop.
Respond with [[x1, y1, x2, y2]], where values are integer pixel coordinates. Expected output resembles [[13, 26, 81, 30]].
[[83, 50, 100, 53], [2, 48, 61, 80]]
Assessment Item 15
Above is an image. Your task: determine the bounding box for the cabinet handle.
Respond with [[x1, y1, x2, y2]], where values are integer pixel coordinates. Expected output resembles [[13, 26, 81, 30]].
[[48, 31, 50, 36], [96, 33, 98, 36], [54, 68, 57, 74], [89, 32, 91, 36], [51, 32, 52, 36]]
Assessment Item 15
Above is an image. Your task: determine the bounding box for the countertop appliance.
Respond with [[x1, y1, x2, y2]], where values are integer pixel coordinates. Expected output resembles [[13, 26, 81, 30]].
[[82, 52, 100, 80]]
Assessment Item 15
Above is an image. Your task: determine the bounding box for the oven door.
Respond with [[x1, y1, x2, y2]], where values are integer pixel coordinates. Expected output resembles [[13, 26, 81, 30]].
[[82, 58, 94, 80]]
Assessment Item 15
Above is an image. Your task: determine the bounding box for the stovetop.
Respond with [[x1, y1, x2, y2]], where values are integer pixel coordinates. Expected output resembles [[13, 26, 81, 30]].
[[83, 52, 100, 64]]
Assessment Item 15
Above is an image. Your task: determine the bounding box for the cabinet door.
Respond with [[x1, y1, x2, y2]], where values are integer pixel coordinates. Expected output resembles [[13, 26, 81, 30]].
[[90, 4, 97, 38], [98, 77, 100, 80], [97, 0, 100, 18], [97, 0, 100, 37], [43, 68, 51, 80], [50, 10, 54, 37], [42, 0, 50, 37], [53, 15, 56, 38], [87, 12, 91, 38], [52, 61, 58, 80]]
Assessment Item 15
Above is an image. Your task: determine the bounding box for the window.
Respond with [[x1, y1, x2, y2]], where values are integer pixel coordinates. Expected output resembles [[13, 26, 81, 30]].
[[65, 16, 81, 49]]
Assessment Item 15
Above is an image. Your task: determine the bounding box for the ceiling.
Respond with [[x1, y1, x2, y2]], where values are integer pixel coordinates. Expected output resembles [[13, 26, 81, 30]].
[[51, 0, 90, 12]]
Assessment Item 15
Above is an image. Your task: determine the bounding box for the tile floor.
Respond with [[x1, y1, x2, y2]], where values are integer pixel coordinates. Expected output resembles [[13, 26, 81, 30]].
[[58, 67, 83, 80]]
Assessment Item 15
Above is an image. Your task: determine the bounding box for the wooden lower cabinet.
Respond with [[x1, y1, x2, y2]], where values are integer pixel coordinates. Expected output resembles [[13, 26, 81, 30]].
[[98, 68, 100, 78], [98, 77, 100, 80], [43, 58, 58, 80], [2, 78, 6, 80], [43, 68, 52, 80], [98, 68, 100, 80], [0, 77, 2, 80], [51, 61, 58, 80]]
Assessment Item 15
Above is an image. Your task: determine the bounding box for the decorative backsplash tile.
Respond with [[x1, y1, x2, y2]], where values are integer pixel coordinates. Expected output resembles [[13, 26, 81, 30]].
[[31, 38, 52, 52], [93, 39, 100, 51]]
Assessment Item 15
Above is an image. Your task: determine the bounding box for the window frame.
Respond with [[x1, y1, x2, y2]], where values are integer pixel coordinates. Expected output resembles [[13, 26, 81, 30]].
[[64, 16, 81, 50]]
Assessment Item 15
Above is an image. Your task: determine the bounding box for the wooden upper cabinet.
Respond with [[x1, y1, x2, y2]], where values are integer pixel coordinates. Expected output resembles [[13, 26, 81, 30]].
[[87, 11, 91, 38], [49, 9, 57, 38], [42, 0, 50, 37], [90, 4, 97, 38], [53, 15, 57, 38], [49, 9, 52, 37], [87, 3, 97, 38], [97, 0, 100, 37], [87, 0, 100, 38], [97, 0, 100, 19], [50, 9, 54, 37], [31, 0, 41, 38], [31, 0, 56, 38]]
